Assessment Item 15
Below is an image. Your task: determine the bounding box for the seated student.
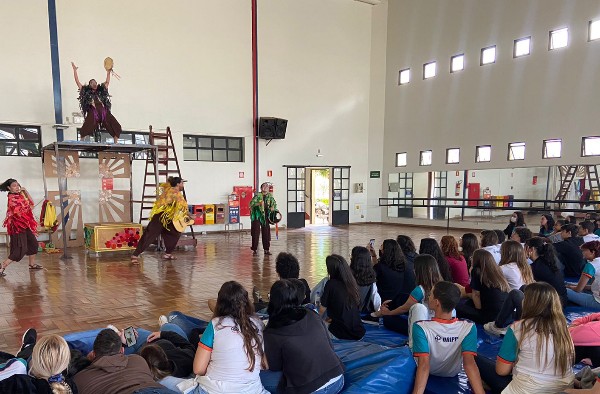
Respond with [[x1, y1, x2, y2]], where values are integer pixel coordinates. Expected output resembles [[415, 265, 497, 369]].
[[397, 235, 417, 272], [380, 254, 442, 340], [595, 217, 600, 237], [460, 233, 479, 271], [581, 221, 600, 243], [569, 312, 600, 367], [254, 252, 310, 311], [0, 327, 36, 380], [456, 249, 510, 324], [319, 254, 365, 340], [73, 329, 171, 394], [441, 236, 469, 287], [263, 280, 345, 394], [510, 226, 533, 245], [370, 239, 415, 311], [548, 219, 566, 243], [480, 230, 501, 263], [349, 246, 381, 316], [494, 283, 574, 393], [179, 281, 269, 394], [498, 240, 534, 291], [567, 241, 600, 311], [411, 281, 485, 394], [419, 238, 452, 282], [555, 224, 585, 278], [539, 214, 555, 237], [503, 211, 526, 238]]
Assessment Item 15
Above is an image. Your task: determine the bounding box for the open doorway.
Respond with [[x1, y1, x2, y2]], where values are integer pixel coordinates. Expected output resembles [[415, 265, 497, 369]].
[[305, 168, 331, 226]]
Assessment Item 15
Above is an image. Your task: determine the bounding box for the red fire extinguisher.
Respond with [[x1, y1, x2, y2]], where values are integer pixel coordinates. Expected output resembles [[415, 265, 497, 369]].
[[455, 181, 462, 197]]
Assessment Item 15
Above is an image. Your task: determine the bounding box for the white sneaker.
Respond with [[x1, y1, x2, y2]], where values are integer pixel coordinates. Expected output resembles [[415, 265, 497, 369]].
[[158, 315, 168, 328], [106, 324, 120, 334], [484, 321, 507, 336]]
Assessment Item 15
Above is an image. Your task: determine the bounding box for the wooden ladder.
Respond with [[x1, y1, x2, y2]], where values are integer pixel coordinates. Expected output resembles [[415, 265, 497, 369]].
[[555, 165, 578, 208], [585, 165, 600, 202], [139, 126, 196, 245]]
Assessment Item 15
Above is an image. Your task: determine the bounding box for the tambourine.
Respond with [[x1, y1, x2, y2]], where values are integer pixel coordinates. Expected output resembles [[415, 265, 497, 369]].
[[104, 57, 121, 80], [267, 210, 282, 225]]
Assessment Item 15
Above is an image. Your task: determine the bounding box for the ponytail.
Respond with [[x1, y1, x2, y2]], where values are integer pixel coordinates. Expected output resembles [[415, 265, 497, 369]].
[[526, 237, 559, 272], [0, 178, 16, 192]]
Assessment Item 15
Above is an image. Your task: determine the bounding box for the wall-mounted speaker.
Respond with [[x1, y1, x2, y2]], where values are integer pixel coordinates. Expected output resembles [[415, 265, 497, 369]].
[[259, 117, 287, 139]]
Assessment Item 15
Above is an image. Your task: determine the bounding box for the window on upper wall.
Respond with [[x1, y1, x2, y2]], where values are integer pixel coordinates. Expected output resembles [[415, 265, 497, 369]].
[[450, 54, 464, 73], [543, 139, 562, 158], [446, 148, 460, 164], [0, 124, 41, 157], [183, 135, 244, 162], [590, 20, 600, 41], [514, 37, 531, 57], [77, 130, 149, 159], [420, 150, 432, 166], [423, 62, 436, 79], [582, 136, 600, 157], [396, 152, 407, 167], [476, 145, 491, 162], [549, 27, 568, 50], [481, 46, 496, 65], [399, 69, 410, 85], [508, 142, 525, 161]]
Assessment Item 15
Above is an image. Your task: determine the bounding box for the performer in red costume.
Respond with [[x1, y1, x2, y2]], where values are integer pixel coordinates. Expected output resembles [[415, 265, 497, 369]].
[[0, 179, 42, 276]]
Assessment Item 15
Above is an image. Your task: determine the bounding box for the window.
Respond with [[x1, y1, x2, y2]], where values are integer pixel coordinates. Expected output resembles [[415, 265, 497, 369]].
[[450, 54, 464, 73], [183, 135, 244, 162], [514, 37, 531, 57], [399, 68, 410, 85], [77, 130, 149, 159], [476, 145, 491, 162], [508, 142, 525, 161], [446, 148, 460, 164], [420, 150, 432, 166], [396, 152, 407, 167], [0, 124, 41, 157], [582, 136, 600, 157], [481, 46, 496, 65], [549, 28, 568, 50], [423, 62, 436, 79], [590, 20, 600, 41], [543, 139, 562, 158]]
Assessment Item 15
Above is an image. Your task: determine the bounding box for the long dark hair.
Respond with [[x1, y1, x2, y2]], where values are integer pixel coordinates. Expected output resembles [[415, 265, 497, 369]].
[[525, 237, 559, 273], [350, 246, 376, 286], [414, 254, 442, 301], [213, 281, 263, 372], [139, 344, 172, 381], [379, 239, 406, 272], [418, 238, 452, 282], [460, 233, 478, 270], [396, 235, 416, 256], [0, 178, 17, 192], [266, 280, 306, 329], [540, 214, 555, 233], [513, 211, 525, 227], [326, 254, 360, 306]]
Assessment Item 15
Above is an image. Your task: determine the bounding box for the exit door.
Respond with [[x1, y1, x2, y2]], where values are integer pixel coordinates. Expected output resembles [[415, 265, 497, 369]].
[[467, 183, 480, 207]]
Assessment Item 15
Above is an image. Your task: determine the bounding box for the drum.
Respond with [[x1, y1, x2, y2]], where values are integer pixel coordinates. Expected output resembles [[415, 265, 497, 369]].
[[267, 210, 282, 225]]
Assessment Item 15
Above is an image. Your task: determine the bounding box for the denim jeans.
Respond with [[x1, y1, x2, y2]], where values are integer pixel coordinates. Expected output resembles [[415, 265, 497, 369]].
[[159, 376, 188, 392], [133, 388, 178, 394], [260, 370, 283, 393], [567, 289, 600, 310], [167, 311, 209, 340], [313, 375, 344, 394]]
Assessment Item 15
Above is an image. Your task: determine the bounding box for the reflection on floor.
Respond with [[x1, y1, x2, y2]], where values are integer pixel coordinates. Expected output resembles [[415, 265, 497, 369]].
[[0, 224, 473, 352]]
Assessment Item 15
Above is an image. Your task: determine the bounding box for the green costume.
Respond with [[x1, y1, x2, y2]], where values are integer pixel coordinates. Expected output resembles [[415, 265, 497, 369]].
[[250, 193, 277, 225]]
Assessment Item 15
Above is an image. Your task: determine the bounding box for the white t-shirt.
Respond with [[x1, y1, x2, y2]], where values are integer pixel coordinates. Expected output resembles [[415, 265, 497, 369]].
[[583, 234, 600, 243], [482, 245, 501, 264], [500, 263, 524, 290]]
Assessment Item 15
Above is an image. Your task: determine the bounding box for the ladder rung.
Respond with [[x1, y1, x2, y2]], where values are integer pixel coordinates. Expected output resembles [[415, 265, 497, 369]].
[[151, 133, 168, 138]]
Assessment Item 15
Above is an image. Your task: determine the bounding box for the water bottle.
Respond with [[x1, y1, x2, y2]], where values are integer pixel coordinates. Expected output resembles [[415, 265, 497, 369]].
[[314, 291, 321, 311]]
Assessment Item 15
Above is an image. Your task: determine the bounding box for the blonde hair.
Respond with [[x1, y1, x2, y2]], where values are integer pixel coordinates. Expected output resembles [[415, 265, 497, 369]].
[[499, 240, 534, 285], [29, 335, 72, 394], [520, 282, 574, 376]]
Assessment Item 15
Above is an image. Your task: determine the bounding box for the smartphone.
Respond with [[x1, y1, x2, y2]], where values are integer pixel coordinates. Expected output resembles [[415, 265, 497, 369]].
[[124, 326, 136, 347], [369, 239, 375, 249]]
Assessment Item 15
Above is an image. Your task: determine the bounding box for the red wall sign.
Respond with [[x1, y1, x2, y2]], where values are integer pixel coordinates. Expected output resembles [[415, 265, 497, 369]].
[[102, 178, 114, 190], [239, 172, 245, 178], [267, 170, 273, 177]]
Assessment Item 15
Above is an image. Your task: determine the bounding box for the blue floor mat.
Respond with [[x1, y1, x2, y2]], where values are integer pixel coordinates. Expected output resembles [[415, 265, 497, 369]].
[[359, 323, 407, 347]]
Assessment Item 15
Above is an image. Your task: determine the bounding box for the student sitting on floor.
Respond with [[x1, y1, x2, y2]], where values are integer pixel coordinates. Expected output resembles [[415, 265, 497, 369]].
[[419, 238, 452, 282], [460, 233, 479, 271], [319, 254, 365, 340], [349, 246, 381, 316], [556, 223, 585, 278], [581, 221, 600, 243], [509, 226, 533, 245], [493, 282, 574, 393], [397, 235, 418, 272], [567, 241, 600, 311], [547, 219, 566, 243], [456, 249, 510, 325], [379, 254, 442, 341], [480, 230, 501, 263], [411, 281, 485, 394], [263, 279, 345, 394], [498, 240, 534, 291], [441, 235, 469, 287]]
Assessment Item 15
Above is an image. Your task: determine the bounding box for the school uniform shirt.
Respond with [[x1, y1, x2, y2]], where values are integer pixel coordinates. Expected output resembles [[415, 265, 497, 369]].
[[412, 318, 478, 377], [470, 269, 508, 322], [445, 255, 470, 287], [582, 257, 600, 303], [584, 234, 600, 243], [321, 278, 365, 340], [500, 263, 525, 290], [498, 321, 574, 392], [530, 257, 567, 307], [482, 245, 501, 264], [555, 237, 585, 278]]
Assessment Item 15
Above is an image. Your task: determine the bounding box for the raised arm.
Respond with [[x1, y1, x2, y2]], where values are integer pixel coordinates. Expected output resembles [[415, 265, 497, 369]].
[[104, 69, 111, 88], [71, 62, 82, 89]]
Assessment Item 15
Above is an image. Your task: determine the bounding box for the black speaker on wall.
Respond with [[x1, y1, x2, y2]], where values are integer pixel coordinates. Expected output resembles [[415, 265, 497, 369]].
[[259, 117, 287, 139]]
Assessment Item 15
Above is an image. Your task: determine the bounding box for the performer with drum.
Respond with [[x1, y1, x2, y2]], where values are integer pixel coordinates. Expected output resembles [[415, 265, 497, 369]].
[[71, 58, 122, 140], [250, 182, 279, 256]]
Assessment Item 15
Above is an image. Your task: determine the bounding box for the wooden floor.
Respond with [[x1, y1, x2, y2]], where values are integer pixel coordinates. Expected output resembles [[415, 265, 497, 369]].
[[0, 223, 472, 352]]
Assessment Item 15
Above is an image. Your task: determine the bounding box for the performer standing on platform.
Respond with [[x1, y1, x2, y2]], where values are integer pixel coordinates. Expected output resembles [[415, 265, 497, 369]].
[[250, 182, 277, 256], [131, 177, 190, 263], [71, 61, 122, 140], [0, 179, 42, 276]]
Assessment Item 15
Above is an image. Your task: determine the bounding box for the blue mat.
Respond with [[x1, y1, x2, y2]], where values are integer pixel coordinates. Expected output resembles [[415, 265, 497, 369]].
[[359, 323, 407, 347]]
